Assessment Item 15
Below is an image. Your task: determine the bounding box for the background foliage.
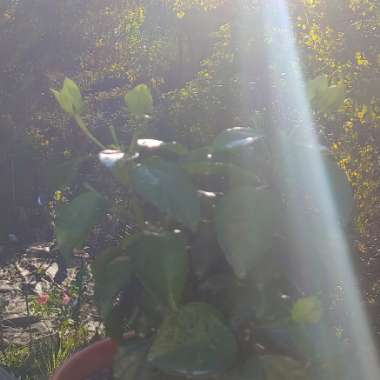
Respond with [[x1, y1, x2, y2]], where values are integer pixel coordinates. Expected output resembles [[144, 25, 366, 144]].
[[0, 0, 379, 375]]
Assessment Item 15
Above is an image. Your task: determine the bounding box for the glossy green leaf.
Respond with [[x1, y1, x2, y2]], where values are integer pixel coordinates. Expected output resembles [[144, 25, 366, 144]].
[[231, 281, 292, 329], [47, 156, 85, 192], [93, 236, 140, 322], [181, 161, 259, 186], [259, 355, 309, 380], [92, 234, 139, 279], [179, 147, 211, 165], [204, 128, 272, 186], [211, 127, 263, 153], [129, 232, 188, 310], [130, 158, 200, 230], [291, 296, 322, 324], [105, 304, 129, 343], [55, 190, 107, 260], [148, 303, 238, 377], [222, 356, 265, 380], [215, 187, 279, 278], [140, 287, 165, 321], [125, 84, 153, 117], [93, 247, 132, 319], [181, 161, 228, 176], [222, 355, 311, 380]]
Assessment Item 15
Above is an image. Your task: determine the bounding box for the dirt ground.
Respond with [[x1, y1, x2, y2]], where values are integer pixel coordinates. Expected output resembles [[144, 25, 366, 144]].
[[0, 242, 98, 348]]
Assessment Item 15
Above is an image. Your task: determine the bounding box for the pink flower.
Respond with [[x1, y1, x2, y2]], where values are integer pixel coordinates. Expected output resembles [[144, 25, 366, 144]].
[[62, 293, 71, 305], [36, 293, 49, 305]]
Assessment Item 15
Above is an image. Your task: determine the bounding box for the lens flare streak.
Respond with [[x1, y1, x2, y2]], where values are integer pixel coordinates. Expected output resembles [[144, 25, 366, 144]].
[[258, 0, 379, 378]]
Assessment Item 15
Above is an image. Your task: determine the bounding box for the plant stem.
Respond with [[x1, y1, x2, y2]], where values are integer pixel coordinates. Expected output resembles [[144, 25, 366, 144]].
[[73, 258, 85, 329], [108, 125, 120, 147], [127, 116, 147, 155], [25, 293, 33, 347], [127, 117, 148, 231], [127, 306, 140, 329], [130, 193, 145, 231], [128, 128, 140, 156], [83, 182, 98, 193], [74, 114, 105, 149]]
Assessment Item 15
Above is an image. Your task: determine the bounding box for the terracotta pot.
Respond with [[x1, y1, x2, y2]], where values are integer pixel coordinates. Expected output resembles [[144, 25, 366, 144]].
[[50, 338, 118, 380]]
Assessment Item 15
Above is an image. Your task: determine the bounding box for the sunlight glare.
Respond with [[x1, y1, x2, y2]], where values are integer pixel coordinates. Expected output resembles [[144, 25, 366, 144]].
[[249, 0, 380, 378]]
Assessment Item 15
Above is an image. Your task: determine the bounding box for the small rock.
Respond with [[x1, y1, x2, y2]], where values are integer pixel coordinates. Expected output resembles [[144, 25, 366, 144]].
[[45, 262, 59, 280], [0, 281, 15, 293], [26, 244, 51, 255], [2, 316, 40, 328]]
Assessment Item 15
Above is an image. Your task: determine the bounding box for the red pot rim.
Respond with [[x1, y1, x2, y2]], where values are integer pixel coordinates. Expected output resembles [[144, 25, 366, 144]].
[[50, 338, 118, 380]]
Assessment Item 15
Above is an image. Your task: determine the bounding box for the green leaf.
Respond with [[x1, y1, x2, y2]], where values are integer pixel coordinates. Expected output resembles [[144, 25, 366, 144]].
[[291, 322, 344, 364], [207, 128, 272, 185], [130, 158, 200, 230], [129, 232, 188, 310], [91, 234, 141, 319], [105, 304, 129, 343], [108, 151, 140, 187], [50, 77, 83, 115], [307, 76, 346, 113], [125, 84, 153, 117], [179, 147, 211, 165], [222, 356, 265, 380], [215, 187, 280, 278], [259, 355, 309, 380], [62, 78, 83, 114], [307, 75, 329, 102], [93, 247, 132, 319], [291, 296, 322, 324], [181, 161, 228, 176], [211, 127, 263, 153], [51, 88, 74, 114], [55, 190, 107, 260], [222, 355, 311, 380], [147, 303, 238, 377], [47, 156, 85, 192], [92, 234, 139, 279], [320, 84, 346, 113], [140, 287, 165, 322], [231, 280, 292, 328], [181, 161, 259, 186]]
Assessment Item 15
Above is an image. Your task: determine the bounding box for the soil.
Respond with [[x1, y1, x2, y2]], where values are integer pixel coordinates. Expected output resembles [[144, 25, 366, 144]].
[[0, 241, 98, 347]]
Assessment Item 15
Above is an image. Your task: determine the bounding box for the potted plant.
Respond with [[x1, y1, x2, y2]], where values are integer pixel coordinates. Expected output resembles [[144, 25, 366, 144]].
[[50, 78, 354, 380]]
